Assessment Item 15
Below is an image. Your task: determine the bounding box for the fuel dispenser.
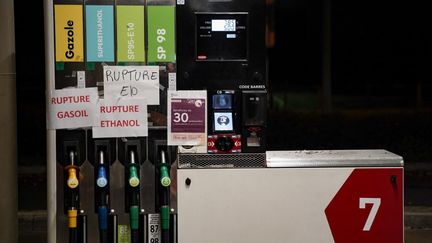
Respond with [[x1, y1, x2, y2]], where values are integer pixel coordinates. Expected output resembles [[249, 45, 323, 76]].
[[47, 0, 177, 241], [175, 1, 404, 243], [46, 0, 404, 242], [176, 0, 267, 154]]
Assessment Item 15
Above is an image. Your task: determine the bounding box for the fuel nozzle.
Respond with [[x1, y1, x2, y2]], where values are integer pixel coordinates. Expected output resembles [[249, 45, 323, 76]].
[[158, 150, 171, 243], [66, 150, 79, 189], [159, 151, 171, 187], [125, 149, 140, 243], [96, 150, 108, 188], [65, 150, 80, 243], [128, 150, 140, 188], [95, 149, 109, 243]]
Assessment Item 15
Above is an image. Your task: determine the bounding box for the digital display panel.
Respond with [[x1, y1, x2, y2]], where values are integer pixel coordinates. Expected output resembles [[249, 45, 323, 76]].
[[211, 19, 236, 32], [213, 94, 233, 109], [196, 13, 248, 61], [214, 112, 233, 131]]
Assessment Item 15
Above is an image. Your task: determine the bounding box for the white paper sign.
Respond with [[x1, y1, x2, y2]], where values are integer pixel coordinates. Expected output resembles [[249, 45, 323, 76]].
[[92, 98, 148, 138], [168, 90, 207, 146], [103, 66, 160, 105], [47, 88, 98, 129]]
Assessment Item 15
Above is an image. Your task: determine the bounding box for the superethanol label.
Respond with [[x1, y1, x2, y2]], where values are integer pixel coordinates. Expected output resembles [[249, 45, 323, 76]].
[[116, 6, 145, 62], [85, 5, 114, 62], [54, 5, 84, 62], [148, 214, 161, 243], [147, 6, 175, 63]]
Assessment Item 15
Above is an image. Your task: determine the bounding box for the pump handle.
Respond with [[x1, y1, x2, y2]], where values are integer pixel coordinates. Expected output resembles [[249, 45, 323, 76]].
[[160, 151, 171, 187], [128, 150, 140, 187]]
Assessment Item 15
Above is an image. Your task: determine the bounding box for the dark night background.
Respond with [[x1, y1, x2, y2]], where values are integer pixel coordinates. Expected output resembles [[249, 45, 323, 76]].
[[15, 0, 432, 211]]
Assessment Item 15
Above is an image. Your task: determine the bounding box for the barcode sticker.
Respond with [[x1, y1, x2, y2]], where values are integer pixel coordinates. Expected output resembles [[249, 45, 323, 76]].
[[168, 72, 177, 91], [77, 71, 86, 88]]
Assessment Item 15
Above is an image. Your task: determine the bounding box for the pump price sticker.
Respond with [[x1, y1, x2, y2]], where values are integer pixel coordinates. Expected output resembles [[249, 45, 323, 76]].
[[47, 88, 98, 129], [148, 214, 161, 243], [168, 91, 207, 146]]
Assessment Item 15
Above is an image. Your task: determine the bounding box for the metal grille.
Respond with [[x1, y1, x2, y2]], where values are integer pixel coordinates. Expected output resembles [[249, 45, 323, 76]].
[[178, 153, 266, 168]]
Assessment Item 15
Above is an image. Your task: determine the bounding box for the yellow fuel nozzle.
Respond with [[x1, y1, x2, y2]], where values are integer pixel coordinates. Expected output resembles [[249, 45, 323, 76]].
[[67, 167, 79, 189], [66, 151, 79, 189]]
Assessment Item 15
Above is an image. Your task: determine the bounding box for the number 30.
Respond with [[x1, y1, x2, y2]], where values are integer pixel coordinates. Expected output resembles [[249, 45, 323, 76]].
[[173, 112, 189, 123]]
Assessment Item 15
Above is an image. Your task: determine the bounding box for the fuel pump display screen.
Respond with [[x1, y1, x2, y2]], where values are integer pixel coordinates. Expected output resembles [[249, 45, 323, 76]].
[[211, 19, 236, 32], [213, 94, 233, 109], [214, 112, 234, 131], [196, 13, 248, 61]]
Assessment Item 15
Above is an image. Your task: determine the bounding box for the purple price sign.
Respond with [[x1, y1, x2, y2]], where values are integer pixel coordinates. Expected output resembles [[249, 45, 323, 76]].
[[171, 98, 205, 133]]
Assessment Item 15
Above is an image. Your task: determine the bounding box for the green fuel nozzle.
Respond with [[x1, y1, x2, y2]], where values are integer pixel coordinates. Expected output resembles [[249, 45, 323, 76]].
[[159, 151, 171, 187], [128, 150, 140, 187]]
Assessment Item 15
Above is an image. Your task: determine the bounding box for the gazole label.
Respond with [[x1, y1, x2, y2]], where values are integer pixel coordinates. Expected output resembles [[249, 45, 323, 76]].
[[147, 6, 176, 63], [116, 6, 145, 62], [86, 5, 115, 62], [54, 5, 84, 62]]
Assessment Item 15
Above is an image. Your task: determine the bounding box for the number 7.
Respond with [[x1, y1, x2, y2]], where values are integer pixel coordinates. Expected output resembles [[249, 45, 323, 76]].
[[359, 197, 381, 231]]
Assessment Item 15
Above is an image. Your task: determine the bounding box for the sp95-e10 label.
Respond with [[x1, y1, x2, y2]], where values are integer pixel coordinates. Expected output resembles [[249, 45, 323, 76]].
[[117, 6, 145, 62]]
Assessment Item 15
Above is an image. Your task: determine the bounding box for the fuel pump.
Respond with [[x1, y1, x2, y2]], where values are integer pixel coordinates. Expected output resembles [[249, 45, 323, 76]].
[[47, 0, 175, 241]]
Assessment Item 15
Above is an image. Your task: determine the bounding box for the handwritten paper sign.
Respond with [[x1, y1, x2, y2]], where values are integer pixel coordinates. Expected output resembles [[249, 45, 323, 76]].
[[168, 90, 207, 146], [92, 98, 148, 138], [47, 88, 98, 129], [103, 66, 160, 105]]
